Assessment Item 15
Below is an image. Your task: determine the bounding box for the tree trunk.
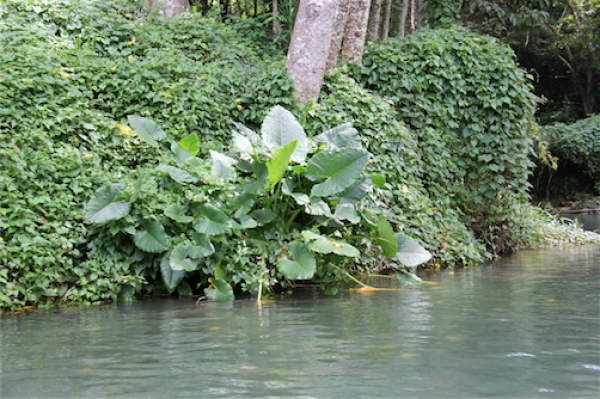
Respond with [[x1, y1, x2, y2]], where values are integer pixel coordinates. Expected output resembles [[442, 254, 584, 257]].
[[325, 0, 350, 70], [341, 0, 371, 63], [410, 0, 416, 32], [147, 0, 190, 19], [367, 0, 382, 41], [272, 0, 282, 34], [380, 0, 392, 39], [398, 0, 410, 37], [286, 0, 341, 104]]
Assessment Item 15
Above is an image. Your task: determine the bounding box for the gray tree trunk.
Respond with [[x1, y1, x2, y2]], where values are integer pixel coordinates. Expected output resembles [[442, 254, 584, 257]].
[[398, 0, 410, 37], [341, 0, 370, 63], [272, 0, 282, 35], [325, 0, 350, 70], [367, 0, 382, 41], [147, 0, 190, 19], [380, 0, 392, 39], [286, 0, 341, 105]]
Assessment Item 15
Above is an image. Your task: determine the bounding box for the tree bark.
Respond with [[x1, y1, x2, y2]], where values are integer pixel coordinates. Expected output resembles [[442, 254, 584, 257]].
[[272, 0, 282, 34], [286, 0, 341, 104], [325, 0, 350, 70], [341, 0, 371, 63], [398, 0, 410, 37], [147, 0, 190, 19], [380, 0, 392, 39], [367, 0, 382, 41]]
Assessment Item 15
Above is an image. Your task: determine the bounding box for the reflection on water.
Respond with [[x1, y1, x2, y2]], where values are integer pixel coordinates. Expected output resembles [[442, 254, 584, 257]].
[[1, 246, 599, 398]]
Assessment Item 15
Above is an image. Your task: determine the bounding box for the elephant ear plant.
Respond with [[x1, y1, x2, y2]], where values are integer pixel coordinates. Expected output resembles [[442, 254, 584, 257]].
[[84, 106, 431, 300]]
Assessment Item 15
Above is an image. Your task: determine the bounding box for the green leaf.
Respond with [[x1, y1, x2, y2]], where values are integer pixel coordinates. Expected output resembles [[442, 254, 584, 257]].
[[334, 203, 359, 223], [237, 214, 258, 229], [214, 264, 227, 280], [171, 142, 192, 166], [161, 253, 185, 294], [261, 106, 308, 162], [170, 245, 200, 271], [249, 209, 277, 226], [306, 148, 369, 197], [233, 122, 266, 156], [85, 184, 130, 224], [305, 198, 332, 217], [134, 220, 168, 253], [204, 278, 235, 300], [375, 216, 398, 258], [177, 281, 193, 296], [164, 204, 193, 223], [267, 140, 299, 188], [178, 133, 199, 156], [210, 150, 237, 181], [194, 204, 231, 235], [190, 233, 215, 257], [313, 123, 361, 149], [276, 242, 316, 280], [302, 231, 360, 257], [371, 174, 386, 188], [156, 164, 197, 184], [127, 115, 166, 147], [395, 233, 432, 267]]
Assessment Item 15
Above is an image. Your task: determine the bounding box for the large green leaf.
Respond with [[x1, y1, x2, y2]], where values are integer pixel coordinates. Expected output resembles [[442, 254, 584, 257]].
[[134, 220, 168, 253], [234, 122, 267, 156], [160, 253, 185, 294], [164, 204, 193, 223], [170, 245, 200, 271], [313, 123, 361, 149], [395, 233, 432, 267], [276, 242, 316, 280], [249, 209, 277, 226], [210, 150, 237, 181], [267, 140, 299, 188], [194, 204, 231, 235], [261, 106, 307, 163], [156, 164, 197, 184], [334, 203, 359, 223], [127, 115, 166, 147], [375, 216, 398, 258], [191, 233, 215, 257], [178, 133, 199, 156], [302, 231, 360, 257], [305, 198, 332, 217], [306, 148, 369, 197], [85, 184, 130, 224], [204, 278, 235, 300]]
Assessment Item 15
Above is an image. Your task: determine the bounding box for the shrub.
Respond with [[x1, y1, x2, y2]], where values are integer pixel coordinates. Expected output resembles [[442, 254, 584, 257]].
[[350, 26, 538, 253]]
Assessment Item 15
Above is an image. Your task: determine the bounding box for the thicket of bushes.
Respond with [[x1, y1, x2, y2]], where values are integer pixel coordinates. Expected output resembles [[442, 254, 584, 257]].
[[1, 0, 596, 309]]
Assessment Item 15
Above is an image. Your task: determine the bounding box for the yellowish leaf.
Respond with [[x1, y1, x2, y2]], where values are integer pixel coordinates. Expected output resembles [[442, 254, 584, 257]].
[[402, 184, 409, 193], [127, 37, 136, 46], [164, 92, 171, 99], [127, 55, 135, 63], [117, 124, 133, 136], [110, 66, 117, 72], [57, 70, 70, 78]]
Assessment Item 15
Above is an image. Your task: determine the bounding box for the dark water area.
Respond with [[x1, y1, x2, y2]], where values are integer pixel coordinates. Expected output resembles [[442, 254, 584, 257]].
[[1, 246, 599, 399]]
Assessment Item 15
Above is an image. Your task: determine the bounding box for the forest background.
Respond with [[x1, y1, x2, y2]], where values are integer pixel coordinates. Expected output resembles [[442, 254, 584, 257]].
[[1, 0, 598, 309]]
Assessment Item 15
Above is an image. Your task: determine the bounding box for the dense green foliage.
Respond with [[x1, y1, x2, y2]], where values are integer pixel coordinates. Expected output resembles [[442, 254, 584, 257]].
[[350, 27, 539, 253]]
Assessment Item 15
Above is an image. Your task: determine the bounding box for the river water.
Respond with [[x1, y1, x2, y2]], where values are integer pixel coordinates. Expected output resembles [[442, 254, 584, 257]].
[[1, 246, 599, 399]]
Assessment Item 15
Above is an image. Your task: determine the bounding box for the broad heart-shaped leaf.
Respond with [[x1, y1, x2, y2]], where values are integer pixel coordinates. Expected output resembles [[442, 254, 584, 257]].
[[395, 233, 432, 268], [178, 133, 199, 156], [194, 204, 231, 235], [164, 204, 193, 223], [204, 278, 235, 300], [161, 253, 185, 294], [374, 215, 398, 258], [210, 150, 237, 181], [240, 162, 269, 195], [261, 106, 308, 163], [171, 141, 192, 166], [306, 148, 369, 197], [334, 202, 359, 223], [249, 209, 277, 226], [305, 198, 332, 217], [267, 140, 298, 188], [338, 176, 372, 205], [85, 184, 130, 224], [276, 242, 316, 280], [313, 123, 362, 149], [156, 164, 197, 184], [302, 231, 360, 257], [371, 174, 386, 188], [134, 220, 168, 253], [127, 115, 166, 147], [170, 245, 200, 271], [191, 233, 215, 257], [234, 122, 267, 156]]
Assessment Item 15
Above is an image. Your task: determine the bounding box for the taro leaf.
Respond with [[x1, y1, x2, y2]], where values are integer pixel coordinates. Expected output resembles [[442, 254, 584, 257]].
[[250, 209, 277, 226], [306, 148, 369, 197], [240, 163, 269, 195], [177, 281, 193, 296], [371, 174, 386, 188], [210, 150, 237, 181], [85, 183, 130, 224], [313, 123, 361, 149], [194, 204, 231, 235], [134, 220, 168, 253], [261, 106, 308, 163], [156, 164, 197, 184], [170, 245, 200, 271], [171, 141, 192, 166], [303, 231, 360, 257], [395, 233, 432, 267], [276, 242, 316, 280], [282, 179, 310, 205], [164, 204, 193, 223], [267, 140, 299, 188], [338, 176, 372, 205], [305, 198, 332, 217], [291, 192, 310, 206], [375, 216, 398, 258], [160, 253, 185, 294], [190, 233, 215, 257], [178, 133, 199, 156], [127, 115, 166, 147], [334, 202, 359, 223], [234, 122, 266, 155], [233, 193, 255, 218], [214, 264, 227, 280], [204, 278, 235, 300], [237, 214, 258, 229]]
